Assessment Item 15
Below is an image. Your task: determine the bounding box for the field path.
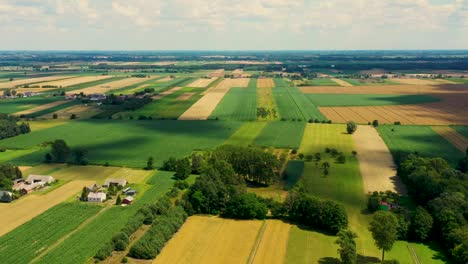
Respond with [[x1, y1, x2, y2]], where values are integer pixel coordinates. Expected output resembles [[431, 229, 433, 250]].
[[353, 125, 406, 194], [431, 126, 468, 152], [331, 78, 353, 86], [0, 180, 93, 236], [30, 205, 110, 263]]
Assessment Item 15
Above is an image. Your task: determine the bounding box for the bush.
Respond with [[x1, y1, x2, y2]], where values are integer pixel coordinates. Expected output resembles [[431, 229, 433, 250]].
[[112, 232, 129, 251], [336, 154, 346, 164], [174, 180, 189, 190], [52, 113, 58, 119], [372, 120, 379, 127], [94, 242, 113, 261]]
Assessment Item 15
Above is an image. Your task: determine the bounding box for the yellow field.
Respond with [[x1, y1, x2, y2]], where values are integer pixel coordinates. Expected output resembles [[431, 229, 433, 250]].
[[0, 75, 72, 89], [331, 78, 353, 86], [33, 75, 113, 88], [257, 78, 275, 88], [153, 216, 263, 264], [13, 100, 68, 116], [207, 69, 224, 77], [187, 77, 218, 88], [40, 104, 102, 119], [0, 180, 93, 236], [257, 86, 277, 120], [28, 120, 68, 131], [70, 77, 156, 95], [252, 220, 291, 264]]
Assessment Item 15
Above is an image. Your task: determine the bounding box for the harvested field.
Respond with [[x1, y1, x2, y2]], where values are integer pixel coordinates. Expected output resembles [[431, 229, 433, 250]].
[[299, 83, 468, 94], [13, 100, 68, 116], [40, 104, 102, 119], [156, 76, 174, 82], [153, 216, 262, 264], [331, 78, 353, 86], [208, 69, 225, 78], [176, 92, 195, 101], [231, 69, 244, 76], [431, 126, 468, 152], [70, 77, 155, 95], [251, 220, 291, 264], [187, 77, 218, 87], [0, 180, 93, 236], [319, 93, 468, 125], [257, 78, 275, 88], [353, 125, 406, 194], [0, 75, 72, 89], [33, 75, 113, 88]]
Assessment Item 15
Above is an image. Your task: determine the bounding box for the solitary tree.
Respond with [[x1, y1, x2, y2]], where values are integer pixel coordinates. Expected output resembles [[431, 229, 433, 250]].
[[145, 156, 154, 170], [372, 120, 379, 127], [322, 162, 330, 177], [369, 211, 398, 263], [346, 121, 357, 134], [50, 139, 71, 163], [335, 229, 358, 264]]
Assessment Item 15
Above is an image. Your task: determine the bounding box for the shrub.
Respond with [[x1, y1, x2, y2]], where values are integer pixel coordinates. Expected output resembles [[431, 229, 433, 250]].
[[372, 120, 379, 127], [94, 242, 113, 261], [52, 113, 58, 119]]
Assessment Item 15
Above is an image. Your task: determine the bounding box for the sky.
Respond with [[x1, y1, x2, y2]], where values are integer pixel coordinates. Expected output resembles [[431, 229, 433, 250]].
[[0, 0, 467, 50]]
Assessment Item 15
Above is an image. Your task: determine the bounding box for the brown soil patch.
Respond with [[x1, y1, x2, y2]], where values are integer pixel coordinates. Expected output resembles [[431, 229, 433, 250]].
[[34, 75, 113, 88], [353, 126, 406, 194], [0, 75, 73, 89], [187, 77, 218, 88], [257, 78, 275, 88], [0, 180, 93, 236], [176, 92, 195, 101], [13, 100, 68, 116], [331, 78, 353, 87], [70, 77, 156, 95], [319, 93, 468, 125], [153, 216, 262, 264], [431, 126, 468, 152]]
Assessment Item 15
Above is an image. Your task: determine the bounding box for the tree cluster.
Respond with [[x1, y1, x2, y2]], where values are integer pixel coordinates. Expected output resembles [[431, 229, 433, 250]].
[[0, 164, 22, 191], [0, 114, 30, 140], [46, 140, 89, 165]]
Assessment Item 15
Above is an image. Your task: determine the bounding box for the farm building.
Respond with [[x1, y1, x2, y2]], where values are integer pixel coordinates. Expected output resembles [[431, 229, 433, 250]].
[[12, 182, 45, 195], [90, 93, 106, 101], [122, 196, 134, 205], [87, 192, 106, 203], [103, 178, 128, 187], [26, 175, 55, 184], [123, 188, 137, 196], [0, 190, 13, 202], [87, 183, 101, 192]]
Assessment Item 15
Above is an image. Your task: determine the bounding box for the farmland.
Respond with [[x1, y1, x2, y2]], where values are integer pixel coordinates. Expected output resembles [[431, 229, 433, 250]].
[[339, 78, 401, 86], [0, 120, 242, 167], [0, 96, 61, 114], [306, 94, 439, 106], [224, 122, 267, 146], [210, 84, 257, 121], [70, 77, 157, 95], [255, 121, 306, 149], [0, 75, 72, 89], [431, 126, 468, 152]]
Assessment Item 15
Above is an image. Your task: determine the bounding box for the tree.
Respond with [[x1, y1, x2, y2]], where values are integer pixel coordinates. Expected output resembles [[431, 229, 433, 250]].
[[369, 211, 398, 263], [335, 229, 358, 264], [70, 114, 77, 119], [372, 120, 379, 127], [145, 156, 154, 170], [346, 121, 357, 134], [44, 153, 52, 163], [174, 158, 191, 180], [81, 187, 89, 201], [410, 206, 433, 241], [322, 162, 330, 177], [73, 148, 88, 165], [52, 113, 58, 119], [116, 195, 122, 205], [50, 139, 71, 163]]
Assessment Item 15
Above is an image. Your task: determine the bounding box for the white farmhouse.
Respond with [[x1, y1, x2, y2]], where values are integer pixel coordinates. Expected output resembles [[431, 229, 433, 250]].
[[87, 192, 107, 203]]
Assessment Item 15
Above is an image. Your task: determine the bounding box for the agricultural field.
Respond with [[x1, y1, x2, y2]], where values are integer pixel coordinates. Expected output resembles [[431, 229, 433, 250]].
[[302, 78, 339, 86], [33, 75, 113, 88], [0, 120, 242, 167], [0, 96, 62, 114], [0, 75, 72, 89], [378, 125, 465, 166], [451, 125, 468, 138], [210, 87, 257, 121], [70, 77, 157, 95], [255, 121, 306, 149], [448, 78, 468, 84], [306, 94, 439, 107], [257, 78, 275, 88], [224, 122, 267, 146], [257, 79, 278, 120], [431, 126, 468, 152], [40, 104, 102, 119], [187, 77, 218, 87], [339, 78, 401, 86]]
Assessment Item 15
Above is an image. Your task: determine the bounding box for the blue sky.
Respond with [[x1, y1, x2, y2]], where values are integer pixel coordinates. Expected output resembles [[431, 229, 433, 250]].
[[0, 0, 466, 50]]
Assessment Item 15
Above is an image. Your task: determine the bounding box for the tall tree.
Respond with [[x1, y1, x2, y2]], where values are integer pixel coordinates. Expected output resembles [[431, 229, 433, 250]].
[[335, 229, 358, 264], [369, 211, 398, 263], [410, 206, 433, 241], [346, 121, 357, 134], [50, 139, 71, 163]]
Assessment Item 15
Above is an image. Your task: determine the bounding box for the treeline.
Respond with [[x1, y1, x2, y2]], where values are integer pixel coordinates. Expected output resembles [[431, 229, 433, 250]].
[[0, 114, 30, 140], [397, 153, 468, 263], [0, 164, 22, 191], [44, 139, 89, 165]]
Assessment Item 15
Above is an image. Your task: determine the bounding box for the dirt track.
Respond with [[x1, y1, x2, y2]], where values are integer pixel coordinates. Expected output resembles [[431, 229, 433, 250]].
[[353, 125, 406, 194]]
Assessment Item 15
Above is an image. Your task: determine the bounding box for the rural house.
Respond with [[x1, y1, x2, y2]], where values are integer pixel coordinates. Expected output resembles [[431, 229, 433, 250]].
[[122, 196, 134, 205], [87, 192, 106, 203], [0, 190, 13, 202], [103, 178, 128, 188]]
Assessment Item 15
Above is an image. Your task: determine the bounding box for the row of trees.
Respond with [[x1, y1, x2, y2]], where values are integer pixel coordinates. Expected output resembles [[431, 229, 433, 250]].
[[396, 153, 467, 263], [0, 114, 30, 140]]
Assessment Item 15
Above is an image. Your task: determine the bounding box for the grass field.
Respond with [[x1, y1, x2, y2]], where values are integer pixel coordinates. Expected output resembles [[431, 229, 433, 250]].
[[273, 78, 326, 121], [255, 121, 306, 149], [210, 79, 257, 121], [339, 78, 401, 86], [448, 78, 468, 84], [283, 160, 304, 189], [305, 94, 440, 107], [378, 125, 464, 166], [450, 125, 468, 138], [0, 96, 61, 114], [0, 203, 102, 264], [36, 170, 176, 264], [303, 78, 339, 86], [224, 122, 267, 146], [0, 120, 242, 168]]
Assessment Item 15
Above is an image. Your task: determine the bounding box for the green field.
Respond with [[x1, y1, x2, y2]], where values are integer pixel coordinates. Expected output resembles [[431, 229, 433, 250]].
[[283, 160, 304, 189], [339, 78, 400, 86], [0, 96, 61, 114], [304, 78, 339, 86], [255, 121, 306, 149], [273, 79, 326, 121], [122, 87, 204, 119], [0, 202, 102, 264], [448, 78, 468, 84], [450, 125, 468, 138], [210, 80, 257, 121], [224, 122, 267, 146], [0, 120, 242, 168], [305, 94, 439, 107], [378, 125, 464, 166], [36, 170, 175, 264]]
